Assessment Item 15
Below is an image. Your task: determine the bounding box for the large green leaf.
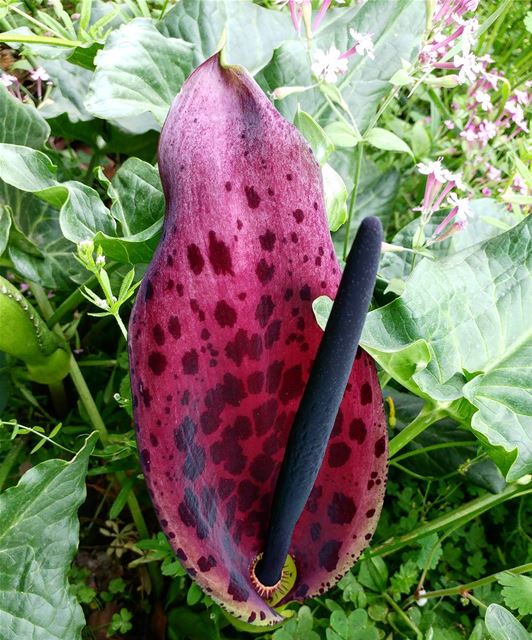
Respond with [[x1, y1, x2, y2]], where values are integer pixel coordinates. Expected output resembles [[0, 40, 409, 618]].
[[95, 157, 165, 263], [362, 218, 532, 481], [85, 18, 194, 129], [39, 59, 94, 123], [380, 199, 520, 281], [315, 0, 426, 132], [160, 0, 293, 74], [0, 144, 116, 242], [0, 433, 97, 640], [0, 85, 50, 149]]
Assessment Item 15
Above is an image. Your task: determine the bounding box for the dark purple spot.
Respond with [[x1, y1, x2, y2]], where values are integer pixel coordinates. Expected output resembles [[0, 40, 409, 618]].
[[349, 418, 367, 444], [174, 417, 196, 451], [328, 492, 356, 524], [268, 187, 274, 196], [319, 540, 341, 571], [332, 411, 343, 437], [208, 231, 233, 275], [299, 284, 311, 301], [250, 454, 273, 483], [256, 259, 275, 284], [225, 181, 232, 191], [214, 300, 237, 328], [367, 479, 375, 490], [140, 449, 150, 471], [366, 509, 376, 518], [293, 208, 304, 223], [218, 478, 235, 499], [328, 442, 351, 468], [149, 433, 158, 447], [266, 360, 284, 392], [187, 244, 204, 275], [255, 295, 275, 327], [286, 173, 293, 181], [226, 329, 262, 365], [140, 385, 151, 408], [168, 315, 181, 340], [259, 229, 276, 252], [284, 288, 293, 301], [247, 371, 264, 394], [148, 352, 167, 376], [183, 445, 206, 481], [291, 232, 298, 243], [279, 365, 305, 404], [201, 328, 210, 340], [265, 319, 282, 349], [360, 382, 373, 405], [310, 523, 321, 541], [182, 349, 199, 375], [375, 436, 386, 457], [244, 185, 261, 209], [238, 480, 260, 510], [144, 280, 153, 300], [198, 555, 217, 572], [152, 324, 165, 346], [253, 398, 278, 436]]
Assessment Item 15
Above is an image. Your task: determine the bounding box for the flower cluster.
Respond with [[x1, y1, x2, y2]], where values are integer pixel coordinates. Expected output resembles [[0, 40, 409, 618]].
[[416, 159, 472, 241], [1, 66, 50, 102], [311, 29, 375, 84]]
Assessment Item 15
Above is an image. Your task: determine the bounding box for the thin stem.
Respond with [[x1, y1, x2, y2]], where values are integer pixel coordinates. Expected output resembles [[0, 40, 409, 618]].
[[8, 6, 66, 39], [408, 562, 532, 604], [342, 143, 364, 261], [0, 440, 24, 491], [367, 484, 532, 560], [382, 593, 422, 639], [392, 440, 477, 463], [388, 404, 447, 458]]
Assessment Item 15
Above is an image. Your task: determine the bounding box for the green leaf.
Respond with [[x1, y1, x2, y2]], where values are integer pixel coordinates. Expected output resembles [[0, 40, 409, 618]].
[[358, 557, 388, 592], [294, 108, 334, 166], [0, 144, 116, 243], [484, 604, 529, 640], [38, 59, 94, 123], [324, 121, 360, 148], [160, 0, 293, 74], [95, 157, 165, 264], [323, 163, 348, 232], [497, 571, 532, 615], [363, 219, 532, 481], [256, 40, 315, 121], [366, 127, 414, 158], [313, 294, 333, 331], [0, 85, 50, 148], [0, 206, 11, 256], [315, 0, 426, 132], [85, 18, 194, 129], [379, 199, 518, 281], [0, 433, 97, 640]]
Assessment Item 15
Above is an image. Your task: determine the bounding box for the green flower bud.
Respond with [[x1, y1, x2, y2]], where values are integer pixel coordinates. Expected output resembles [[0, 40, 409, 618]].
[[0, 276, 70, 383]]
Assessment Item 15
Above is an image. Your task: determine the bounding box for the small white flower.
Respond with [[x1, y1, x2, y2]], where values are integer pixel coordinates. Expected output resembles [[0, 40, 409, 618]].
[[454, 52, 482, 84], [95, 255, 106, 266], [311, 46, 348, 84], [349, 29, 375, 59], [474, 89, 492, 111], [444, 119, 455, 130], [1, 73, 17, 88], [447, 170, 466, 190], [460, 127, 478, 142], [417, 159, 449, 183], [448, 192, 473, 221], [30, 66, 49, 82]]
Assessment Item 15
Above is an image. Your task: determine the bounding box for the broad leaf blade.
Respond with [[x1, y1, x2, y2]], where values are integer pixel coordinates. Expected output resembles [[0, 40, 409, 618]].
[[0, 433, 97, 640], [363, 218, 532, 480]]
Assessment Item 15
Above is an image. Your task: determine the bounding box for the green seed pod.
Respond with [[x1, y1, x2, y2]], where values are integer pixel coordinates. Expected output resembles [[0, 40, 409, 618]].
[[0, 276, 70, 383]]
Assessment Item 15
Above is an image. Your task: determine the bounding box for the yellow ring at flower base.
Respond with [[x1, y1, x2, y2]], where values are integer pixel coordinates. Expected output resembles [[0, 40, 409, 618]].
[[249, 553, 297, 606]]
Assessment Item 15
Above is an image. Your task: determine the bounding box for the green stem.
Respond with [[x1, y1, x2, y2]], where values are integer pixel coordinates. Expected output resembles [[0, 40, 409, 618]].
[[388, 403, 447, 458], [382, 593, 422, 639], [409, 562, 532, 604], [0, 440, 24, 491], [368, 484, 532, 560], [0, 34, 79, 46], [8, 6, 66, 39], [342, 143, 364, 261], [392, 440, 478, 463], [48, 379, 69, 417]]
